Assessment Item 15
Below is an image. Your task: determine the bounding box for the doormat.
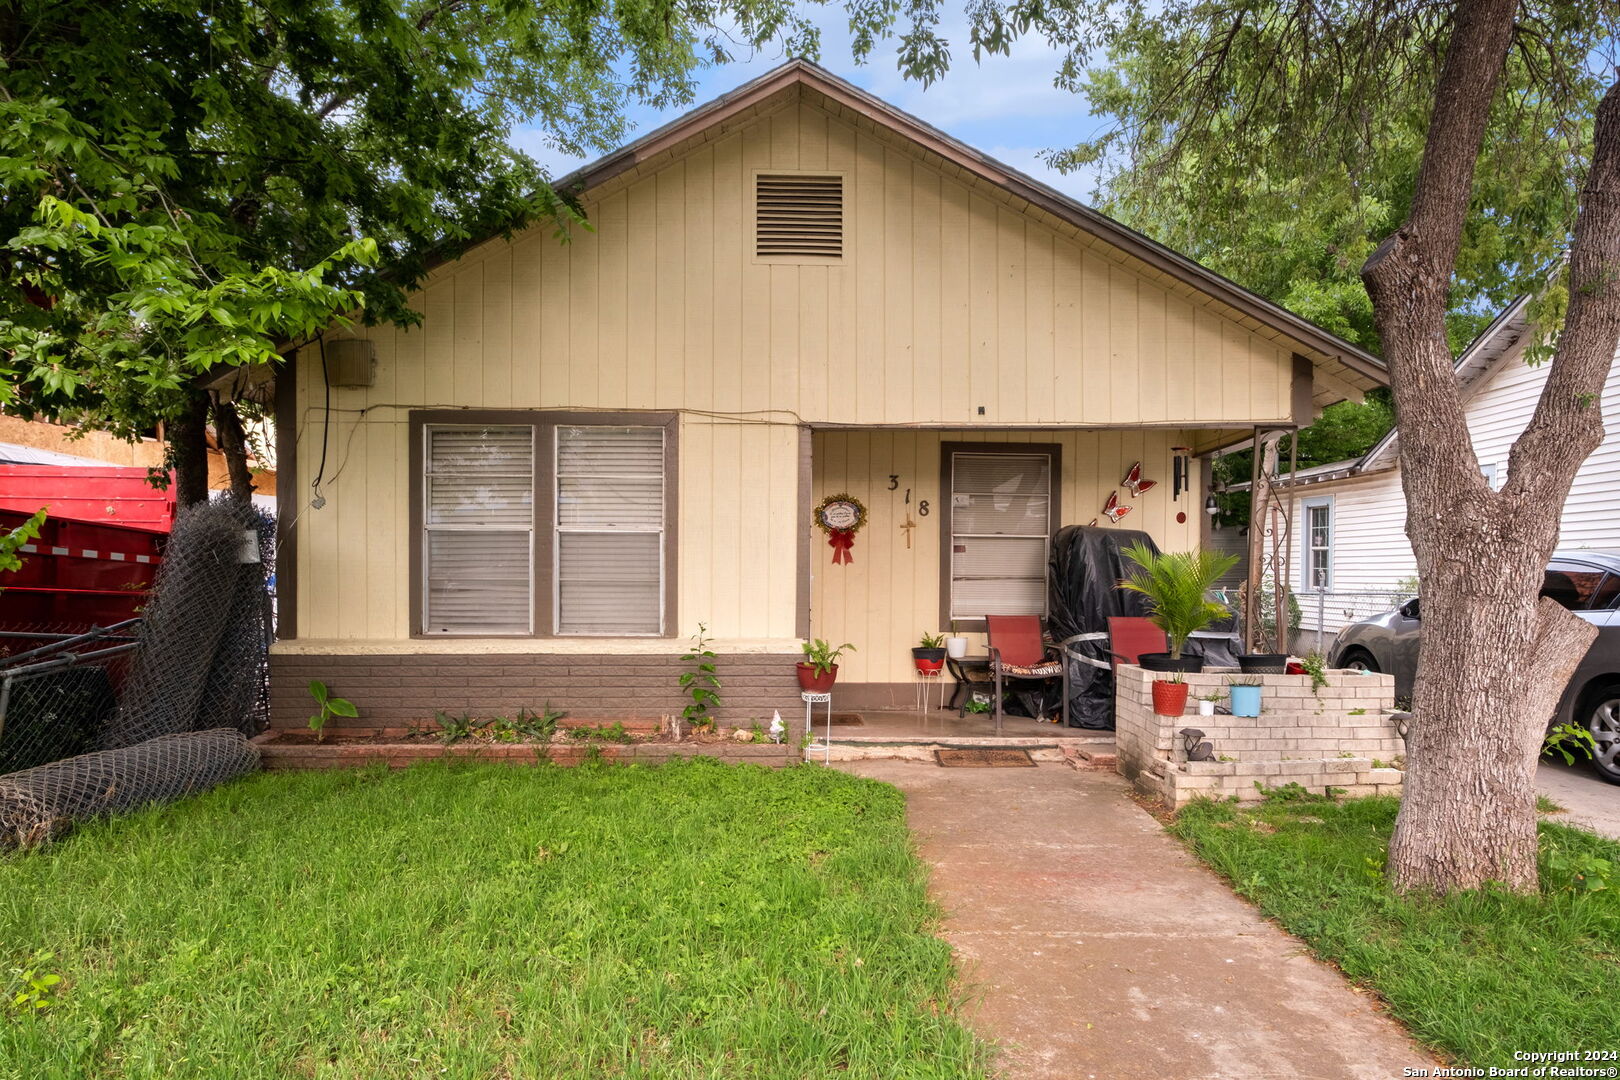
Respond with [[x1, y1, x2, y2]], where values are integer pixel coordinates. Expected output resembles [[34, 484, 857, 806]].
[[934, 748, 1036, 768], [828, 713, 865, 727]]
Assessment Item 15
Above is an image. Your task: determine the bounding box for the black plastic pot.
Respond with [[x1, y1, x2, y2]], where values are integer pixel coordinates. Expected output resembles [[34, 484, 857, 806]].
[[1238, 653, 1289, 674], [1138, 652, 1204, 674]]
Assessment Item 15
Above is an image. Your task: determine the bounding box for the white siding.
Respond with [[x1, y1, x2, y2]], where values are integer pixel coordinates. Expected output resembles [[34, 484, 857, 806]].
[[1287, 343, 1620, 644]]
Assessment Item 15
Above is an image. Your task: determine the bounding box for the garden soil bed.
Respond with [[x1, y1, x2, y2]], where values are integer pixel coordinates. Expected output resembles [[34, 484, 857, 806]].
[[252, 724, 799, 770]]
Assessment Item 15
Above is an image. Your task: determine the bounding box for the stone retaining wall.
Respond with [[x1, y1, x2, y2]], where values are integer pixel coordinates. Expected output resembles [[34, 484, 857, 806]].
[[1114, 665, 1405, 807]]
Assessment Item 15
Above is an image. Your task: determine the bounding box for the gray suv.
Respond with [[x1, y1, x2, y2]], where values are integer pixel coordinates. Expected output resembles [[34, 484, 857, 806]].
[[1327, 550, 1620, 785]]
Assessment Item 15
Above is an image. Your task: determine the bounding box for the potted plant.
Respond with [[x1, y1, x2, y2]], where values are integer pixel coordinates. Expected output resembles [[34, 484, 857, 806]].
[[1197, 691, 1221, 717], [1152, 672, 1189, 716], [912, 632, 947, 673], [1238, 651, 1289, 674], [798, 638, 855, 692], [1117, 542, 1239, 674], [944, 623, 969, 660], [1227, 676, 1263, 718]]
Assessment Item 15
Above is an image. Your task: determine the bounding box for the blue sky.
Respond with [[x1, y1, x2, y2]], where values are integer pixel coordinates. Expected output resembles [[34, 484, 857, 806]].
[[509, 7, 1116, 204]]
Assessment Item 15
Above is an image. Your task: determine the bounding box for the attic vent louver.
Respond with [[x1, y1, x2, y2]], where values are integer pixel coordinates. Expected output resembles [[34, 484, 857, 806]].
[[755, 173, 843, 259]]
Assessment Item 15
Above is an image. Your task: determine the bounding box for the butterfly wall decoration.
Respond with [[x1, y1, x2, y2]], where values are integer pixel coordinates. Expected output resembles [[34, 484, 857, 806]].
[[1101, 491, 1132, 523], [1121, 461, 1156, 498]]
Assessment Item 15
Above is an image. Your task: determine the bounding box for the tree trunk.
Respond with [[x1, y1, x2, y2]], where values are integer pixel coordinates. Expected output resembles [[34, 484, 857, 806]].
[[213, 397, 256, 500], [167, 392, 212, 508], [1362, 0, 1620, 893]]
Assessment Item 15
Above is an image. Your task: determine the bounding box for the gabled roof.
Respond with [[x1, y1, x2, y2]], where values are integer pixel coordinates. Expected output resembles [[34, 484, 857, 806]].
[[473, 59, 1389, 398], [1239, 295, 1535, 490]]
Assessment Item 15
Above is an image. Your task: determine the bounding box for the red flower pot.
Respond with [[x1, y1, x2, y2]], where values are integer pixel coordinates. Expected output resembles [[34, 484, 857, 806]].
[[911, 647, 947, 674], [797, 662, 838, 692], [1151, 680, 1190, 717]]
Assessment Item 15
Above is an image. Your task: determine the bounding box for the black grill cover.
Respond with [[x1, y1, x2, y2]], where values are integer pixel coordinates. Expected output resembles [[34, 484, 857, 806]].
[[1047, 525, 1243, 728]]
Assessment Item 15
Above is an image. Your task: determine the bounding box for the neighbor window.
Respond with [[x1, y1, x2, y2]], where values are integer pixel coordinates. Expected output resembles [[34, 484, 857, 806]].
[[945, 448, 1056, 622], [1302, 497, 1333, 591], [417, 414, 671, 636]]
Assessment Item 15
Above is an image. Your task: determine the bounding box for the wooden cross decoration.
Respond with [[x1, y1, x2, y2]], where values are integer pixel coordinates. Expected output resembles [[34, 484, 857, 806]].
[[899, 513, 917, 550]]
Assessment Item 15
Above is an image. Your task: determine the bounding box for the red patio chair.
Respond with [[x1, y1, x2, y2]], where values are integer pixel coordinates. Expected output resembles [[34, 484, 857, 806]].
[[985, 615, 1063, 730], [1107, 616, 1167, 670]]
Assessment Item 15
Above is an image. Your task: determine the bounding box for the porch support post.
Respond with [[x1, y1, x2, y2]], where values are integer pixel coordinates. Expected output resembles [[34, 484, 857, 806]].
[[1243, 429, 1292, 653]]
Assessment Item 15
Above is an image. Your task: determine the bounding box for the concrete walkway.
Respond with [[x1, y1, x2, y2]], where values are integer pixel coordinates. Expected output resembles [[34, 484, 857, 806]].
[[841, 760, 1432, 1080], [1538, 759, 1620, 840]]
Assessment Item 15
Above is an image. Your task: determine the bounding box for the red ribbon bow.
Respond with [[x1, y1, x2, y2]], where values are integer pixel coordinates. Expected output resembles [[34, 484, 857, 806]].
[[828, 528, 855, 564]]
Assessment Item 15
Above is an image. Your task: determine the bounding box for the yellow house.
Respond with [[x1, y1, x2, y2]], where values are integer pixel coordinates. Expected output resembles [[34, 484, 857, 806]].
[[266, 60, 1386, 732]]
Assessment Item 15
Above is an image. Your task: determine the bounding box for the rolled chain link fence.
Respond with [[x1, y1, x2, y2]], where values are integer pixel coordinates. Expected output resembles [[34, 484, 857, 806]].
[[0, 498, 272, 851]]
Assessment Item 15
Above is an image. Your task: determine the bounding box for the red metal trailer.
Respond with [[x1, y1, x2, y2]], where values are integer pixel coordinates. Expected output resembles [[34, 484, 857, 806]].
[[0, 465, 174, 634]]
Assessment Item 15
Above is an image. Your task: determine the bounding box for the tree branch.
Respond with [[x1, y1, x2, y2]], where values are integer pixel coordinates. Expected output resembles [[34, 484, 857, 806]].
[[1506, 75, 1620, 509]]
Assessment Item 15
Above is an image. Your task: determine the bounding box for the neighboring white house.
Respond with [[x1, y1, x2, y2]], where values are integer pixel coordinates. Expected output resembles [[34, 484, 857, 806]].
[[1214, 296, 1620, 650]]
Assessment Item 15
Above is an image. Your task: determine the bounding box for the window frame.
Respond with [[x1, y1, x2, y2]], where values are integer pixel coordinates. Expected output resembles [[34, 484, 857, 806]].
[[938, 442, 1063, 633], [1300, 495, 1334, 593], [409, 410, 678, 639]]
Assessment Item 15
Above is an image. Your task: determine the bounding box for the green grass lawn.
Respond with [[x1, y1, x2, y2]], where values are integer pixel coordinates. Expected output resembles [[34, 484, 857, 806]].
[[1172, 795, 1620, 1067], [0, 760, 990, 1079]]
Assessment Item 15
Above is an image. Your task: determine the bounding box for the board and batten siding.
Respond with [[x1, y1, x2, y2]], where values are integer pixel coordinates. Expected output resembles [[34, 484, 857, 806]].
[[1286, 342, 1620, 642], [811, 428, 1204, 685], [285, 97, 1304, 646]]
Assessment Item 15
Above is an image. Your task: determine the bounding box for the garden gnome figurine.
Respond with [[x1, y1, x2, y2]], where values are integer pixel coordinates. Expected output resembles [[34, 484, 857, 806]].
[[769, 711, 786, 744]]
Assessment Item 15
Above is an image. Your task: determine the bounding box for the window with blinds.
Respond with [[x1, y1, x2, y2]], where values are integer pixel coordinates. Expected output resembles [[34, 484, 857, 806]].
[[1303, 499, 1333, 591], [423, 426, 535, 634], [948, 452, 1052, 619], [555, 426, 665, 635]]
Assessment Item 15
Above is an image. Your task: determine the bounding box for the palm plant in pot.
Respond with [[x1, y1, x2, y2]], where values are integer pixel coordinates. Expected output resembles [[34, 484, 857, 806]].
[[797, 639, 855, 692], [912, 632, 947, 674], [1118, 542, 1239, 675]]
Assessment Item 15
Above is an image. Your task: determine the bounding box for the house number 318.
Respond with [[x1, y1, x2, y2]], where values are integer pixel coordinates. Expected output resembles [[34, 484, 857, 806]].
[[889, 474, 928, 514]]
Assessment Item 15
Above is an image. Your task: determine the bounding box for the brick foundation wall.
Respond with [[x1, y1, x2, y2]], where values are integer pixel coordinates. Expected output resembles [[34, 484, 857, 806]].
[[269, 650, 805, 734], [1113, 665, 1405, 808]]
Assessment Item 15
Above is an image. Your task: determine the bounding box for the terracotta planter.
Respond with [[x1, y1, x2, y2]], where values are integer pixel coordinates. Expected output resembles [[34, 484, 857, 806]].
[[911, 647, 946, 673], [796, 662, 838, 692], [1151, 679, 1190, 716]]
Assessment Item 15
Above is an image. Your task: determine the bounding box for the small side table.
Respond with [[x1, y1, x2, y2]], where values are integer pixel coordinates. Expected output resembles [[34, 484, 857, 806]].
[[803, 690, 833, 764], [945, 655, 994, 716]]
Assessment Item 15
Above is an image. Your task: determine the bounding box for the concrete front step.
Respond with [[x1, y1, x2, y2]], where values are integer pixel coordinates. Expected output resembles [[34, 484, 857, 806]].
[[807, 734, 1118, 765]]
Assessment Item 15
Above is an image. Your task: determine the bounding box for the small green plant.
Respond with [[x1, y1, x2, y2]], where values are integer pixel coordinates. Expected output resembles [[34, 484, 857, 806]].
[[435, 711, 479, 745], [964, 697, 991, 714], [749, 720, 766, 743], [801, 638, 855, 676], [1117, 542, 1240, 659], [5, 950, 62, 1014], [1199, 691, 1224, 702], [1347, 707, 1367, 716], [512, 705, 564, 741], [1299, 652, 1328, 696], [1225, 675, 1263, 688], [1541, 836, 1612, 892], [680, 623, 721, 734], [1253, 780, 1320, 803], [569, 722, 634, 744], [1162, 671, 1185, 685], [1543, 722, 1597, 765], [918, 632, 945, 648], [1537, 794, 1566, 814], [307, 680, 358, 741]]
